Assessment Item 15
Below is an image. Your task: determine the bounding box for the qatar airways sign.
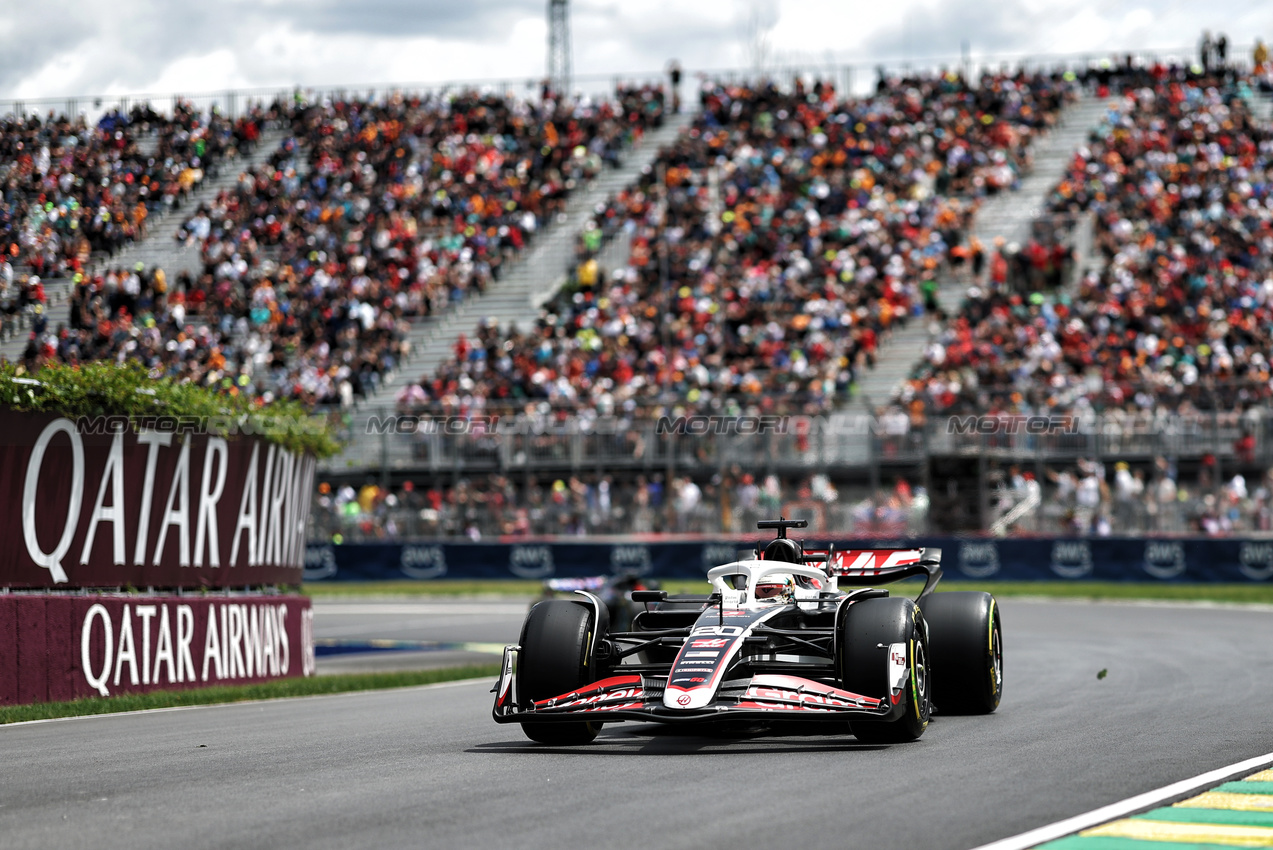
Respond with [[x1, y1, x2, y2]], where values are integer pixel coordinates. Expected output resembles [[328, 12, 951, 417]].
[[78, 598, 314, 697], [0, 595, 313, 704], [0, 413, 313, 588]]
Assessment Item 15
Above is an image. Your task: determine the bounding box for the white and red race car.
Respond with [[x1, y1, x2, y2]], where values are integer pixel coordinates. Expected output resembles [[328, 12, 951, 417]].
[[493, 519, 1003, 744]]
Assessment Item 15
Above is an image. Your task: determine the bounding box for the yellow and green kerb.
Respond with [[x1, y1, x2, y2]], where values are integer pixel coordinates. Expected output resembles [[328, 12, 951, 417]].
[[1037, 770, 1273, 849]]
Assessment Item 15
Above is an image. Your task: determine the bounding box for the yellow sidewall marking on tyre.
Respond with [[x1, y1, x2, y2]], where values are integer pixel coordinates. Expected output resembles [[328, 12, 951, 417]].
[[911, 636, 921, 717], [988, 598, 996, 657], [1081, 818, 1273, 845], [988, 597, 1001, 705], [909, 637, 925, 728], [1178, 792, 1273, 811]]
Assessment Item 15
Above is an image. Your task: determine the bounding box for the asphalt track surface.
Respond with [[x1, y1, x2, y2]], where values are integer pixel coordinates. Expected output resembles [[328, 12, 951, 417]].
[[311, 600, 527, 672], [3, 599, 1273, 850]]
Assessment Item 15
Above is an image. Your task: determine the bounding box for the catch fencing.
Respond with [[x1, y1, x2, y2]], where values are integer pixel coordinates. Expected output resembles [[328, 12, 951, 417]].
[[316, 407, 1273, 478]]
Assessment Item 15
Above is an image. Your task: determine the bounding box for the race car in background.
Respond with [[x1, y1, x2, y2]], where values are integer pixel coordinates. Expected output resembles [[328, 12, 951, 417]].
[[538, 573, 662, 632], [493, 518, 1003, 744]]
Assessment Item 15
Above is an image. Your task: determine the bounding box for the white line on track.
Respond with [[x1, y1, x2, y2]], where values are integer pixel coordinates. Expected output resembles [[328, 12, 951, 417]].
[[0, 677, 494, 730], [969, 750, 1273, 850]]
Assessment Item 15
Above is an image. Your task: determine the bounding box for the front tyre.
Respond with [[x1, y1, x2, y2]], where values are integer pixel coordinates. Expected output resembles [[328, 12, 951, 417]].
[[841, 597, 931, 743], [918, 591, 1003, 714], [518, 600, 602, 745]]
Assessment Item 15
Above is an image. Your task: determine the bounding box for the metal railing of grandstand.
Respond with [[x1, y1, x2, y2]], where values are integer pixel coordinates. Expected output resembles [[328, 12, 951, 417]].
[[314, 398, 1273, 477], [0, 43, 1259, 124]]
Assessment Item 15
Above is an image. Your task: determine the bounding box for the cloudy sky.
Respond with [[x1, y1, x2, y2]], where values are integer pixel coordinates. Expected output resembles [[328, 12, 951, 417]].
[[1, 0, 1270, 102]]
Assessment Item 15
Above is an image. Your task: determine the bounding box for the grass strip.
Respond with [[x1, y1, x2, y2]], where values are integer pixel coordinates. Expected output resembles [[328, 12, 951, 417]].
[[0, 664, 501, 725], [304, 579, 1273, 605]]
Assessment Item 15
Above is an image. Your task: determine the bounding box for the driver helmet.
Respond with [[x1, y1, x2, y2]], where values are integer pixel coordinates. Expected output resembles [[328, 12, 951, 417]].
[[754, 574, 795, 603]]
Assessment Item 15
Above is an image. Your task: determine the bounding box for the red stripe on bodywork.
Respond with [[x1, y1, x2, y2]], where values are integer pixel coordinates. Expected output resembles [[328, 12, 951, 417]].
[[532, 675, 644, 709]]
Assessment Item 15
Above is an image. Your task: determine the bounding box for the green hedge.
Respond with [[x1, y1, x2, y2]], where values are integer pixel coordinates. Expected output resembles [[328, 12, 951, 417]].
[[0, 361, 340, 457]]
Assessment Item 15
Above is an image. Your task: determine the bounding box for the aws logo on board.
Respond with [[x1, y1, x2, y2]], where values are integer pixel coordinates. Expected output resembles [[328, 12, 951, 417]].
[[958, 542, 1000, 578], [701, 544, 738, 572], [1050, 541, 1093, 578], [1238, 543, 1273, 581], [303, 544, 338, 581], [610, 544, 652, 576], [509, 545, 554, 579], [401, 545, 447, 579], [1142, 541, 1186, 579]]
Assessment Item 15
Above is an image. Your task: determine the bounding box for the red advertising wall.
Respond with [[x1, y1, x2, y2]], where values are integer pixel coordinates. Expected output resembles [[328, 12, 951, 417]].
[[0, 412, 313, 589], [0, 595, 314, 705]]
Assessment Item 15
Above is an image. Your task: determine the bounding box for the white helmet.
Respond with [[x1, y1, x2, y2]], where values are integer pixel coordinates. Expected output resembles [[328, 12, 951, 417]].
[[754, 574, 794, 603]]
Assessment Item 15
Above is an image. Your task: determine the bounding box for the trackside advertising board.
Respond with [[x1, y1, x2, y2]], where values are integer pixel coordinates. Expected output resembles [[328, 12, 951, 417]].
[[303, 538, 1273, 583], [0, 595, 314, 705], [0, 412, 313, 589]]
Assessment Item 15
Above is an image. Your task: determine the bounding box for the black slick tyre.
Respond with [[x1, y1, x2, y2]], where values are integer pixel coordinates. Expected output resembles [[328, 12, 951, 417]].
[[918, 591, 1003, 714], [517, 599, 602, 745], [841, 597, 931, 743]]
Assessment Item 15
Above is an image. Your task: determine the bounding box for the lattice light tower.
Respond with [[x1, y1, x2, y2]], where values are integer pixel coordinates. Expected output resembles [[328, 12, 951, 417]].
[[548, 0, 572, 99]]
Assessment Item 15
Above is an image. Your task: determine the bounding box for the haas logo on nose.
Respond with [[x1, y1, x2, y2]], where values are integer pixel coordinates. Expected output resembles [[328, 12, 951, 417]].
[[677, 694, 691, 706]]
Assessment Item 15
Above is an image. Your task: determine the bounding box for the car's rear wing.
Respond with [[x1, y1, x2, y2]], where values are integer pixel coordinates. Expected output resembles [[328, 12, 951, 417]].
[[802, 547, 944, 599]]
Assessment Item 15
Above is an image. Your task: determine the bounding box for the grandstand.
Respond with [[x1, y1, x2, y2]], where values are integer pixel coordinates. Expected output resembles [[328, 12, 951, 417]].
[[6, 49, 1273, 541]]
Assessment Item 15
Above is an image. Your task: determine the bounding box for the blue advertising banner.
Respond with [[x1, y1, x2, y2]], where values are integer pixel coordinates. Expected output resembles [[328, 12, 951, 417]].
[[303, 538, 1273, 583]]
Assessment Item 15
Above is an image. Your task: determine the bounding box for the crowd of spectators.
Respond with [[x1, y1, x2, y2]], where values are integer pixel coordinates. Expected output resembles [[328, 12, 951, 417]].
[[15, 88, 664, 402], [402, 70, 1076, 417], [993, 456, 1273, 536], [14, 70, 1078, 418], [902, 62, 1273, 421], [160, 89, 660, 405], [308, 469, 929, 541], [312, 450, 1273, 541], [0, 101, 265, 280]]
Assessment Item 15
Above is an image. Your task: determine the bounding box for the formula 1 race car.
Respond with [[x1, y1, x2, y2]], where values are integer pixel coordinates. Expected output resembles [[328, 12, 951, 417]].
[[493, 519, 1003, 744]]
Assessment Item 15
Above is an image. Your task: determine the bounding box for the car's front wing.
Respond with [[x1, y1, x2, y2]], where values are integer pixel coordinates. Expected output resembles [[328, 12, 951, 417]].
[[491, 645, 895, 724]]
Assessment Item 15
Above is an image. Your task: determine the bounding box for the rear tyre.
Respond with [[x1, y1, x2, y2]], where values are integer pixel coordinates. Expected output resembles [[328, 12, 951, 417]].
[[518, 600, 602, 745], [918, 591, 1003, 714], [841, 597, 931, 743]]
